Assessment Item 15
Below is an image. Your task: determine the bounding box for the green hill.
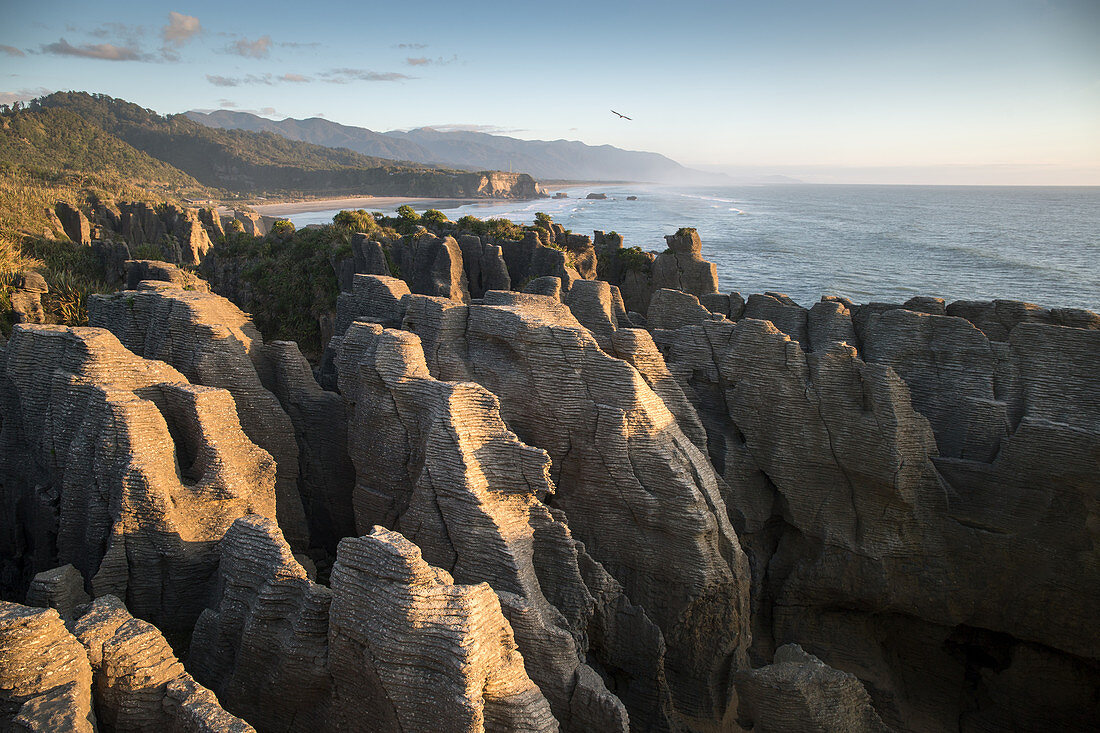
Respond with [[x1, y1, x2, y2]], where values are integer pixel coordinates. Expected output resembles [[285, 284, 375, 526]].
[[33, 92, 539, 199]]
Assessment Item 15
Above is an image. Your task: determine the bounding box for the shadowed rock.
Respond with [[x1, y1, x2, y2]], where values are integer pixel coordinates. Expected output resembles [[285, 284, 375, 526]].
[[72, 595, 254, 732]]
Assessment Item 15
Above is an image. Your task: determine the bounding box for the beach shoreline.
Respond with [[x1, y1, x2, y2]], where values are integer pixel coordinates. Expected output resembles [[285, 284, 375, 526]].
[[249, 196, 492, 217]]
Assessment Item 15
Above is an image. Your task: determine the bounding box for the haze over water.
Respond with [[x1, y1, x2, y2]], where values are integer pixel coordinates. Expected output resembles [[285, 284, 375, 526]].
[[289, 184, 1100, 312]]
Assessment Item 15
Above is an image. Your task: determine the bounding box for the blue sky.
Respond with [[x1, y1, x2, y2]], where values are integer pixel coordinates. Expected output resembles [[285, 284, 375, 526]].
[[2, 0, 1098, 183]]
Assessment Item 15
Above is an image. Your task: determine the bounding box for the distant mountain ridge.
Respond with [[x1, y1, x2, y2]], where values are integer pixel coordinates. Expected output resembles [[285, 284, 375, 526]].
[[185, 109, 715, 183]]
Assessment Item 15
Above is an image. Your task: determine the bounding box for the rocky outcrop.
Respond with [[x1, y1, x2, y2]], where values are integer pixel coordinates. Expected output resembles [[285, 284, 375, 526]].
[[8, 271, 47, 325], [25, 565, 89, 621], [500, 232, 583, 293], [650, 302, 1100, 730], [335, 320, 675, 730], [89, 284, 312, 551], [651, 228, 719, 300], [0, 601, 95, 732], [123, 259, 209, 292], [190, 514, 558, 732], [72, 595, 254, 732], [330, 526, 558, 732], [55, 203, 91, 246], [387, 231, 470, 302], [0, 325, 276, 635], [87, 202, 214, 265], [735, 644, 888, 733], [457, 234, 511, 298], [330, 278, 751, 725]]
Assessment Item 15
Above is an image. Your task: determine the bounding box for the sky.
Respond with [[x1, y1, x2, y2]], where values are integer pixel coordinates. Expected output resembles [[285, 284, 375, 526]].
[[2, 0, 1098, 184]]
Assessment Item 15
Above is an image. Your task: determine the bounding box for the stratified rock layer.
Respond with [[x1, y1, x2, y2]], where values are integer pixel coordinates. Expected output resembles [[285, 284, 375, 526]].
[[329, 278, 750, 726], [0, 325, 275, 635], [336, 321, 672, 731], [0, 601, 95, 732]]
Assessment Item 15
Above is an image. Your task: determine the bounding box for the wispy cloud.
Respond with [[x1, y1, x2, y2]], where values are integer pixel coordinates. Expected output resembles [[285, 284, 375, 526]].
[[227, 35, 271, 58], [395, 43, 427, 49], [280, 73, 311, 82], [40, 38, 153, 61], [193, 101, 279, 117], [279, 41, 321, 49], [0, 87, 53, 105], [406, 55, 457, 67], [321, 68, 413, 83], [0, 45, 24, 57], [163, 12, 201, 47], [205, 73, 274, 87]]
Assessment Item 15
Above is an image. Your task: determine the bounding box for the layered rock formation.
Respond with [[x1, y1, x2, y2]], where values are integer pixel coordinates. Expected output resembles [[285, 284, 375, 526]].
[[0, 325, 275, 635], [335, 320, 671, 730], [329, 278, 751, 727], [189, 514, 559, 733], [0, 601, 95, 732], [650, 297, 1100, 730], [89, 278, 354, 553], [88, 201, 215, 265]]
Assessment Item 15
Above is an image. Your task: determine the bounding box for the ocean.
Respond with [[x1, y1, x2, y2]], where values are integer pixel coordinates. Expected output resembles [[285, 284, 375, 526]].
[[286, 184, 1100, 312]]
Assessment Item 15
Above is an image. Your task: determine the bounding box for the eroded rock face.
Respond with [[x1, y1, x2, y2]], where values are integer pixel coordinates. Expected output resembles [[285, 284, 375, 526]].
[[335, 321, 674, 731], [0, 325, 276, 635], [330, 278, 751, 725], [387, 232, 470, 302], [0, 601, 95, 732], [190, 515, 558, 733], [458, 234, 511, 298], [651, 229, 719, 300], [188, 516, 333, 732], [25, 565, 89, 621], [330, 526, 558, 732], [650, 304, 1100, 730], [735, 644, 889, 733], [89, 285, 315, 551], [73, 595, 254, 732]]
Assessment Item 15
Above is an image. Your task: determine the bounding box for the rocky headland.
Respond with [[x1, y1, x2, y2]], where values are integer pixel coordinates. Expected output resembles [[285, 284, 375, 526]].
[[1, 210, 1097, 732]]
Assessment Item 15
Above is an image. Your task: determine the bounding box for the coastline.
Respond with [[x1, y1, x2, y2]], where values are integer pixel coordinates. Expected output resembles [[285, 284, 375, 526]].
[[249, 196, 492, 217]]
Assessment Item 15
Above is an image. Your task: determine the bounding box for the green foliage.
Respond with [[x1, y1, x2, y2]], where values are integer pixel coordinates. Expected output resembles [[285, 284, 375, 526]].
[[132, 243, 166, 261], [618, 246, 652, 273], [333, 208, 376, 233], [269, 219, 296, 239], [456, 215, 488, 236], [675, 227, 698, 237], [421, 208, 449, 226], [534, 212, 552, 226], [396, 204, 420, 222], [209, 225, 346, 358], [486, 218, 524, 240]]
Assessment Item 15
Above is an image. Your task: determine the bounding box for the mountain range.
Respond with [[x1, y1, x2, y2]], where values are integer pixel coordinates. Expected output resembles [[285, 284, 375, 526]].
[[185, 109, 716, 183]]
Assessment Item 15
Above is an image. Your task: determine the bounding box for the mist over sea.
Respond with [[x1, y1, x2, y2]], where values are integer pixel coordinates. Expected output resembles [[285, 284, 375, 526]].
[[288, 184, 1100, 312]]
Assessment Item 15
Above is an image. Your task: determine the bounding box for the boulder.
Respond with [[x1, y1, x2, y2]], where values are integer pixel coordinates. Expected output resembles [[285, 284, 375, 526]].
[[54, 203, 91, 245]]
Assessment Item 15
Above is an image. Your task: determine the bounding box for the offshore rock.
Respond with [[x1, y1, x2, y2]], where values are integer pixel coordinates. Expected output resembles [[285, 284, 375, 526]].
[[735, 644, 889, 733], [336, 321, 671, 730], [72, 595, 254, 732], [0, 325, 276, 635], [0, 601, 95, 732], [89, 285, 312, 550], [334, 278, 751, 725]]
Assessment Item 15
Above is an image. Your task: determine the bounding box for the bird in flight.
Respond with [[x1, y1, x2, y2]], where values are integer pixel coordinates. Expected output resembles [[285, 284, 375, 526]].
[[611, 110, 633, 120]]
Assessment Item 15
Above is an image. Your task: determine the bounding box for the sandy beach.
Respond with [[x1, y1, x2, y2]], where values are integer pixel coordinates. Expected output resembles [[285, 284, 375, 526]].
[[250, 196, 491, 217]]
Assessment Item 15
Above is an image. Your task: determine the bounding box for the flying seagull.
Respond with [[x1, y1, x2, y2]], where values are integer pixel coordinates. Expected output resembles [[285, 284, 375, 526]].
[[611, 110, 633, 120]]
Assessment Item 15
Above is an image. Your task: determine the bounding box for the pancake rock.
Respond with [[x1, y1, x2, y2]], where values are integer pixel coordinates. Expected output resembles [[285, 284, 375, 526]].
[[650, 300, 1100, 730], [190, 515, 558, 732], [336, 321, 674, 730], [72, 595, 253, 732], [651, 229, 719, 301], [24, 565, 89, 622], [457, 234, 512, 298], [0, 602, 95, 732], [734, 644, 888, 733], [89, 283, 326, 551], [330, 526, 557, 732], [331, 277, 750, 726], [0, 325, 276, 635]]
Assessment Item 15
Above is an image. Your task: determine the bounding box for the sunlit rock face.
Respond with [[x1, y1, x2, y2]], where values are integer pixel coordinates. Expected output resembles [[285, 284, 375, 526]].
[[0, 325, 276, 636], [329, 277, 751, 726], [650, 297, 1100, 731], [189, 515, 558, 733]]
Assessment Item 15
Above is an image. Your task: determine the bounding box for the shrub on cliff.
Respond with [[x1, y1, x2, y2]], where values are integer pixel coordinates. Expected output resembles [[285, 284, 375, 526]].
[[333, 209, 376, 233], [421, 208, 450, 226]]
